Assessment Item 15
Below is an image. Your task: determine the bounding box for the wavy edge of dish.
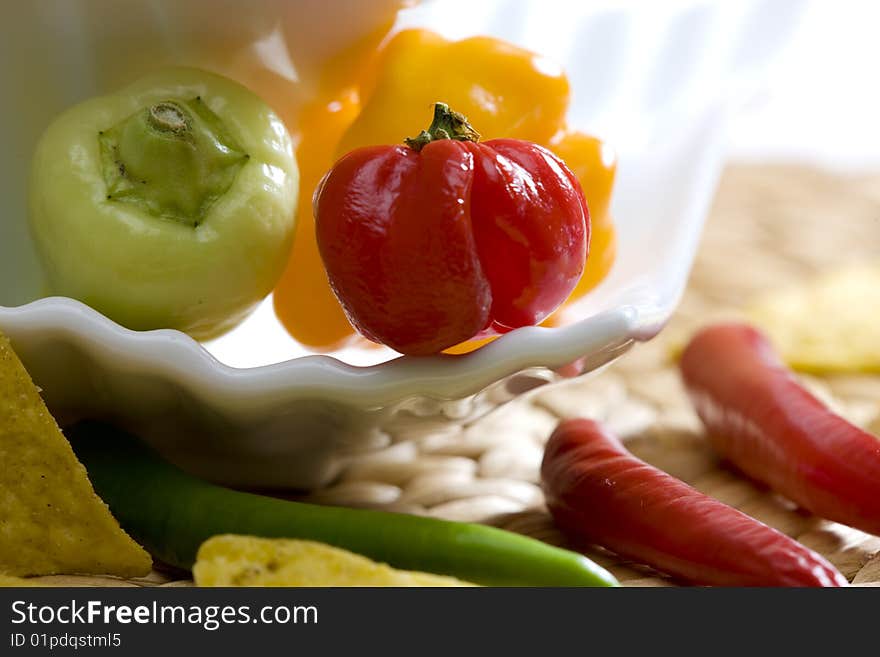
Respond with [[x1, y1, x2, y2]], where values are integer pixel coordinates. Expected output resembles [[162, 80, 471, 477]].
[[0, 296, 656, 409]]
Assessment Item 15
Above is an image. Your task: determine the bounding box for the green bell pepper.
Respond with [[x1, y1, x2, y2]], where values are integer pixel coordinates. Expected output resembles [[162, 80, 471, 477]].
[[29, 68, 298, 339]]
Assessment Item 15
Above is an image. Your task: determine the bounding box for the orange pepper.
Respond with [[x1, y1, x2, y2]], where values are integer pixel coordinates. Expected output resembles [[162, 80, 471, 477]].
[[546, 131, 617, 308], [272, 91, 363, 350], [274, 28, 617, 351], [272, 20, 396, 350]]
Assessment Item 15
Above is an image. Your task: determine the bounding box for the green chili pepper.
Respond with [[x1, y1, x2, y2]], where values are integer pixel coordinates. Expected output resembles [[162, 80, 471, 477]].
[[68, 421, 618, 587], [29, 68, 298, 339]]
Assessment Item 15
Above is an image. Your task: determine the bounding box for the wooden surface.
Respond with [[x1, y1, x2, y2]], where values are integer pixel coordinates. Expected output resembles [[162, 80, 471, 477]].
[[33, 164, 880, 587]]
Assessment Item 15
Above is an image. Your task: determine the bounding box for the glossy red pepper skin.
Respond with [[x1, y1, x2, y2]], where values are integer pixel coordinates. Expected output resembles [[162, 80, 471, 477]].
[[315, 136, 588, 356], [680, 322, 880, 536], [541, 418, 846, 586]]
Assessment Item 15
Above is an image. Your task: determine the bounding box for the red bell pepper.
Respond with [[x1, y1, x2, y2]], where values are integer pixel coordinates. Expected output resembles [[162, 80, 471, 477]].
[[315, 103, 589, 355], [680, 322, 880, 536], [541, 418, 846, 586]]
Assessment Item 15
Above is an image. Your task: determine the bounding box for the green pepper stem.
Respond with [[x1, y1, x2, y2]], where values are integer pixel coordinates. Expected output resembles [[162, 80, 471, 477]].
[[147, 102, 191, 136], [99, 98, 248, 227], [404, 102, 481, 152]]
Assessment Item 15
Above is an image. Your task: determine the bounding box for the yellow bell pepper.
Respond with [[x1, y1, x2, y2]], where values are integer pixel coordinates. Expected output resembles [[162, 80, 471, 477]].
[[337, 29, 570, 152], [274, 28, 617, 351]]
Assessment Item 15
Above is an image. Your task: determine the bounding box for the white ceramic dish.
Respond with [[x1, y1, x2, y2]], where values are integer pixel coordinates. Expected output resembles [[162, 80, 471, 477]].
[[0, 0, 805, 488]]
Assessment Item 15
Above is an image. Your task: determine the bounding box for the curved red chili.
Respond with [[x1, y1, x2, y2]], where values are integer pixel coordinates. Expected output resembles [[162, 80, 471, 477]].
[[541, 418, 846, 586], [315, 103, 589, 355], [680, 322, 880, 536]]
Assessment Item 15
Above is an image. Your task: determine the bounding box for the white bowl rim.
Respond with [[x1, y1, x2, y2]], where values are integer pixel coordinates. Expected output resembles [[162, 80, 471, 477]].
[[0, 295, 648, 409]]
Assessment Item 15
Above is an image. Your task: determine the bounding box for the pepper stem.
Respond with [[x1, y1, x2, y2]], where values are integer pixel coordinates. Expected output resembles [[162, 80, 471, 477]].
[[99, 98, 248, 227], [404, 103, 481, 152], [148, 102, 191, 135]]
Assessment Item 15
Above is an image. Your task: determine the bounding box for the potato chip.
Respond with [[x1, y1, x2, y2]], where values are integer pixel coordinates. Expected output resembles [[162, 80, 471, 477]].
[[194, 535, 475, 587], [0, 331, 151, 577], [746, 264, 880, 373]]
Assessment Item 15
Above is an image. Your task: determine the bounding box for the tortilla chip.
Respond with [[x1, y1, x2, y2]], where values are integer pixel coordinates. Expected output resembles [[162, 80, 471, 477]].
[[0, 331, 151, 577], [194, 535, 474, 587], [0, 574, 45, 587], [746, 264, 880, 373]]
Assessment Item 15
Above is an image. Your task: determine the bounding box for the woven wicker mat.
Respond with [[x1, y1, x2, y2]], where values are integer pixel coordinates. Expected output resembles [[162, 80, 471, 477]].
[[34, 164, 880, 587]]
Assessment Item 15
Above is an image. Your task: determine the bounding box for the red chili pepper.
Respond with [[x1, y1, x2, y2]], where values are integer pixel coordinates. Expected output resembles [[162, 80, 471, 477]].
[[541, 418, 846, 586], [315, 103, 589, 355], [680, 322, 880, 536]]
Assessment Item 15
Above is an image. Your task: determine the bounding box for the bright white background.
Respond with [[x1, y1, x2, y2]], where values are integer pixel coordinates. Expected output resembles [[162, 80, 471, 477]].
[[728, 0, 880, 169], [405, 0, 879, 170]]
